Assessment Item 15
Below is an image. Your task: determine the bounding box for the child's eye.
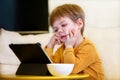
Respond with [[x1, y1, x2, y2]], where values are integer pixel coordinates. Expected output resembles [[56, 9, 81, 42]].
[[53, 28, 58, 32], [61, 24, 67, 27]]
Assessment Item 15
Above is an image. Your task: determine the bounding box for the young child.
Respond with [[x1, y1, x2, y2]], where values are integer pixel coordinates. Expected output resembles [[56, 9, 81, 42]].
[[45, 4, 105, 80]]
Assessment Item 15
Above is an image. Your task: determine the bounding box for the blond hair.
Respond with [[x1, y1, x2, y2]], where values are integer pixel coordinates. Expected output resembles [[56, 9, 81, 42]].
[[49, 4, 85, 35]]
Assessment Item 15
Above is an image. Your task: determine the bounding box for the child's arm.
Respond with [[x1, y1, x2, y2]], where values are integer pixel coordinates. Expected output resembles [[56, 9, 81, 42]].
[[44, 46, 62, 63], [63, 44, 97, 74], [44, 46, 53, 60], [44, 34, 62, 62], [47, 34, 61, 48]]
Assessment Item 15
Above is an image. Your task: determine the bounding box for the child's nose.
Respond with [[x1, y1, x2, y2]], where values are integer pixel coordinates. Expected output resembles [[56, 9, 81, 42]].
[[58, 28, 63, 33]]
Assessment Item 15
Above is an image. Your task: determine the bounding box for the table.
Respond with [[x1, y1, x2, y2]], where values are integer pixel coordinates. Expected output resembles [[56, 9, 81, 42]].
[[0, 64, 89, 80], [0, 74, 89, 80]]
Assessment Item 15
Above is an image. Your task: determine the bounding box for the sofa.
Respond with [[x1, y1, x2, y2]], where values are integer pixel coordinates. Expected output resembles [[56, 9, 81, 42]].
[[0, 28, 120, 80]]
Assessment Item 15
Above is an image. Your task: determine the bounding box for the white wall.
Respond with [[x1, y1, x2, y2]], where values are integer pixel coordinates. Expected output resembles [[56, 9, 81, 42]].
[[48, 0, 120, 79], [48, 0, 120, 31]]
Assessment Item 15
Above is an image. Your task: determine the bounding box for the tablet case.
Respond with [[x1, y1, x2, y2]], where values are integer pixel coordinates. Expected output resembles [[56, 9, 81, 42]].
[[9, 43, 52, 76]]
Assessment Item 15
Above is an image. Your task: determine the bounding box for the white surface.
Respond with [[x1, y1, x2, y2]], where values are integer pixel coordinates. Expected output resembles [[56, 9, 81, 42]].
[[47, 64, 74, 76], [49, 0, 120, 28], [0, 64, 19, 74]]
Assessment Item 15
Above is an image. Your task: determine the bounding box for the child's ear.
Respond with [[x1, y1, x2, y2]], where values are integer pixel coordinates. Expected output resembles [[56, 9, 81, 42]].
[[76, 18, 83, 29]]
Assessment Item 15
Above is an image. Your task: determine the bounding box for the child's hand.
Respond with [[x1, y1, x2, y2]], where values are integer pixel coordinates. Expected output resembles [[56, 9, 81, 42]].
[[47, 34, 61, 48], [65, 29, 79, 48]]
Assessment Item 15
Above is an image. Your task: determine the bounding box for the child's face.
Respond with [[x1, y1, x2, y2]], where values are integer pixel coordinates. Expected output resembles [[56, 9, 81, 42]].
[[52, 16, 80, 43]]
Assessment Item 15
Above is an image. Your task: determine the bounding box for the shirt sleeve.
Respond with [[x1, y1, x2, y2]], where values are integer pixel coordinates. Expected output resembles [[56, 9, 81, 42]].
[[44, 46, 53, 60], [63, 44, 97, 74], [44, 46, 62, 63]]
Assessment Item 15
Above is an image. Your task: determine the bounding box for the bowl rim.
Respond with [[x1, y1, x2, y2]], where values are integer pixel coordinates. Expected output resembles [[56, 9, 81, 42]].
[[47, 63, 74, 65]]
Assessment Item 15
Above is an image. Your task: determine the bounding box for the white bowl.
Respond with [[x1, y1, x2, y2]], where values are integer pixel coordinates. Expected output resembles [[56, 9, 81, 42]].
[[47, 63, 74, 76]]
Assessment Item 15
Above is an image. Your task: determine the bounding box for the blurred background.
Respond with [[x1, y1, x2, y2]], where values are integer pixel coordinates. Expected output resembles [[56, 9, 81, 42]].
[[0, 0, 120, 33], [0, 0, 120, 79], [49, 0, 120, 32]]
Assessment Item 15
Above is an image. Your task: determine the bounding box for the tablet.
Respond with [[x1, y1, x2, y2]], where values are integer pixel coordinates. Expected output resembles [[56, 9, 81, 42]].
[[9, 43, 52, 64]]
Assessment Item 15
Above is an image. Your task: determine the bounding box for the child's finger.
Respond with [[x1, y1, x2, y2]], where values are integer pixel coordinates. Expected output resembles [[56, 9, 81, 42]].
[[57, 39, 60, 44], [71, 29, 76, 36], [68, 30, 73, 39], [67, 33, 70, 39], [55, 36, 61, 45], [72, 29, 79, 38], [69, 29, 76, 39]]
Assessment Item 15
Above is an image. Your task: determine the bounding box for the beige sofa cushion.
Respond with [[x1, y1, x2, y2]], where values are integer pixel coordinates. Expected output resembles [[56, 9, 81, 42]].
[[0, 29, 53, 64]]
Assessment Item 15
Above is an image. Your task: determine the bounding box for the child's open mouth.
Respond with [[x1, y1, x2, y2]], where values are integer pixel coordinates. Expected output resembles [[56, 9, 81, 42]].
[[61, 35, 67, 39], [60, 34, 69, 39]]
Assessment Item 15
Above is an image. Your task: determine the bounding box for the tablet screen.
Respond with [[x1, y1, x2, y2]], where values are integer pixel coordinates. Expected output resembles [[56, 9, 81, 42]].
[[9, 43, 52, 64]]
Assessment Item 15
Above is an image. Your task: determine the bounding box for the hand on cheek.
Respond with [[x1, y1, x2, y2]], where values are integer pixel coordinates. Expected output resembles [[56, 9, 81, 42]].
[[65, 29, 77, 48], [55, 36, 62, 45], [47, 34, 61, 48]]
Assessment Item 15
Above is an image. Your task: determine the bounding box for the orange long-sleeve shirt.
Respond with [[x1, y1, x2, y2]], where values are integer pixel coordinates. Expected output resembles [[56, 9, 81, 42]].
[[45, 38, 105, 80]]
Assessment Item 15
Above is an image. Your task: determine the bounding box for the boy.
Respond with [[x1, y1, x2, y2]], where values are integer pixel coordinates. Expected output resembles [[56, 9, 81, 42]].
[[45, 4, 105, 80]]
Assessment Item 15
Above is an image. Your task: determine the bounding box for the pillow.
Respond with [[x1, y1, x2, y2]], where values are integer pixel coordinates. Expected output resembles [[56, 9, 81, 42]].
[[0, 29, 53, 64], [0, 29, 21, 64]]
